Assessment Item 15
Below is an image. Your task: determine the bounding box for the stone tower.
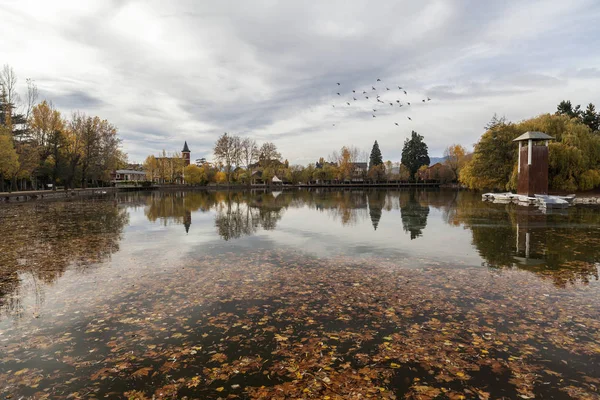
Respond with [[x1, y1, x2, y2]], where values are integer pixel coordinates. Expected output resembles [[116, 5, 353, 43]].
[[182, 141, 191, 167], [513, 131, 554, 197]]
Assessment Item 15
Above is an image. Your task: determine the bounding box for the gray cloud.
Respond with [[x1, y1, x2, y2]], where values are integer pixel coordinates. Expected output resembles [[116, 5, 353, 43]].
[[572, 68, 600, 79], [43, 90, 105, 109], [2, 0, 599, 163]]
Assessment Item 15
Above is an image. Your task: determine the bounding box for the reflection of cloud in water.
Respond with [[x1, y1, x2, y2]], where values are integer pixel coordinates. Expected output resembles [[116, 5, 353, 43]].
[[446, 194, 600, 287], [139, 190, 600, 287], [2, 188, 598, 325]]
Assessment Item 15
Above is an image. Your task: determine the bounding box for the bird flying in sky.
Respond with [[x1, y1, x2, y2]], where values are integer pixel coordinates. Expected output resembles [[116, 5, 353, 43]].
[[327, 76, 434, 127]]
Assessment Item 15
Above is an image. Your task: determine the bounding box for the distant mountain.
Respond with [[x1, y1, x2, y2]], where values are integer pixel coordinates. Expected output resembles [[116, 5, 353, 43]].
[[429, 156, 447, 165]]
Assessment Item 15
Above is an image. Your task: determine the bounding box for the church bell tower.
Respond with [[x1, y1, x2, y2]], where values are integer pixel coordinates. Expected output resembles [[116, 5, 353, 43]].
[[182, 141, 191, 167]]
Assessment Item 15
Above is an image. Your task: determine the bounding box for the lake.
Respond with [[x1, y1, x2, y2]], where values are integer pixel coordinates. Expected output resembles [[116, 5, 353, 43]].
[[1, 189, 599, 399]]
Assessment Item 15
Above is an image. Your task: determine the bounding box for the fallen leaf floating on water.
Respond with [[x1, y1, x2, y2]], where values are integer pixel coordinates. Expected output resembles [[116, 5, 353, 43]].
[[1, 195, 600, 399]]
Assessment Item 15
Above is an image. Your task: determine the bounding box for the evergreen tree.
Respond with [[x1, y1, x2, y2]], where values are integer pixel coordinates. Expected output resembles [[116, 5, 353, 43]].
[[556, 100, 582, 119], [484, 113, 507, 130], [582, 103, 599, 132], [368, 140, 383, 169], [0, 86, 27, 138], [401, 131, 430, 180]]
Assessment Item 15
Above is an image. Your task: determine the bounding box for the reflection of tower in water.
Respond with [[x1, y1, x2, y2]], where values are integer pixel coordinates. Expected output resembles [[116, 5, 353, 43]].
[[514, 211, 547, 266], [184, 209, 191, 234]]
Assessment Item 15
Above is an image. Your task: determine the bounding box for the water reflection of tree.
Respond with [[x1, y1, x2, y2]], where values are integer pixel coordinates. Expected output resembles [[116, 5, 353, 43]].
[[215, 197, 256, 241], [399, 191, 430, 240], [144, 192, 219, 226], [0, 201, 129, 317], [448, 193, 600, 287], [144, 191, 288, 240], [367, 190, 387, 230], [309, 190, 368, 226], [215, 201, 274, 241]]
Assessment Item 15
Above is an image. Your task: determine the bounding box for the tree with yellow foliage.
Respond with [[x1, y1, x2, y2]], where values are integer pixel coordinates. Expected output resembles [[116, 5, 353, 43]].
[[417, 164, 429, 181], [184, 164, 205, 185], [143, 155, 158, 182], [215, 171, 227, 184], [332, 146, 359, 181], [444, 144, 467, 180], [0, 127, 20, 192], [460, 113, 600, 191], [29, 100, 64, 162]]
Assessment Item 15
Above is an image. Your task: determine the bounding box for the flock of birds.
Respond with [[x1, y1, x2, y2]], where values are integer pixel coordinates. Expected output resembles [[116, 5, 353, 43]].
[[330, 78, 431, 127]]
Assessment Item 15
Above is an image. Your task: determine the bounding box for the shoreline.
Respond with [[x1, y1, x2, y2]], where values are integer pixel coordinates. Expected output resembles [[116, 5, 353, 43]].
[[0, 183, 442, 203], [0, 187, 121, 203], [3, 184, 600, 205]]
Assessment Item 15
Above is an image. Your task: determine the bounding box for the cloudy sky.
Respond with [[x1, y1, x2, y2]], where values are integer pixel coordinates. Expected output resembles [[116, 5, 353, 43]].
[[2, 0, 600, 164]]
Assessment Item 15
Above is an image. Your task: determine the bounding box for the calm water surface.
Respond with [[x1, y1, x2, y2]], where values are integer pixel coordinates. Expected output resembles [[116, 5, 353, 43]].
[[1, 189, 599, 399]]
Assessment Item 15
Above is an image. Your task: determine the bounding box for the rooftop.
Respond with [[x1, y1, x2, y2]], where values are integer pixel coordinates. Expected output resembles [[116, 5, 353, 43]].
[[351, 162, 368, 168], [116, 169, 146, 174], [513, 131, 555, 142], [182, 141, 190, 152]]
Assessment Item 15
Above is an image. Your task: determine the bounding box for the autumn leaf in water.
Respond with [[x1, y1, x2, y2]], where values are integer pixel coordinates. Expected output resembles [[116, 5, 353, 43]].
[[131, 367, 153, 379], [274, 333, 289, 341], [124, 390, 150, 400], [210, 353, 227, 363], [187, 376, 201, 388]]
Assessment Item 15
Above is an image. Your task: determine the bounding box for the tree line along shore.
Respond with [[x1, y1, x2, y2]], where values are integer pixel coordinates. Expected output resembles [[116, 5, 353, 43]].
[[2, 62, 599, 193], [0, 65, 125, 192], [147, 100, 600, 192]]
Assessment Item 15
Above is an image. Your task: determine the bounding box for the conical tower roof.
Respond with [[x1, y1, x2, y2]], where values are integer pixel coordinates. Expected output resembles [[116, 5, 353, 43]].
[[182, 141, 190, 152]]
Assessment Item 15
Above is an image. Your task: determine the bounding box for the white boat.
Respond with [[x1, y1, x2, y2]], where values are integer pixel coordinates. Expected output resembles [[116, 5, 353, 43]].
[[483, 192, 575, 209], [558, 194, 576, 204], [482, 192, 514, 201], [534, 194, 571, 208]]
